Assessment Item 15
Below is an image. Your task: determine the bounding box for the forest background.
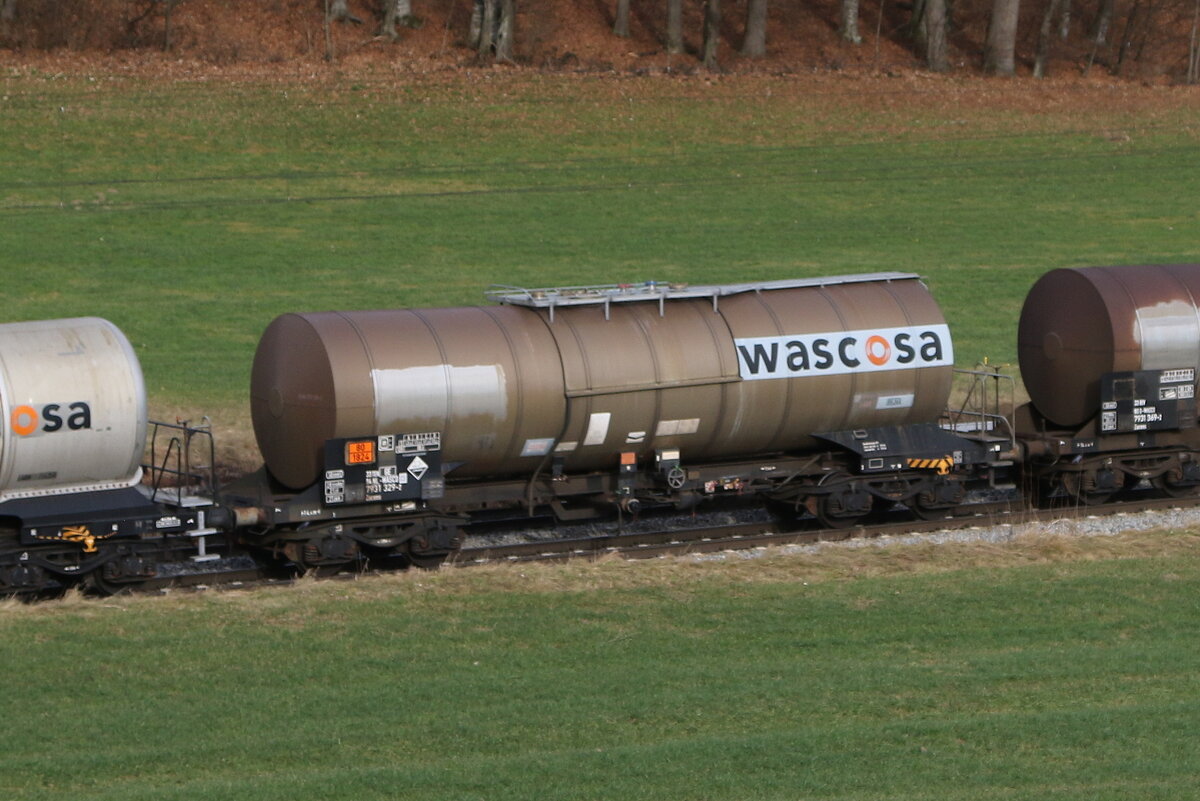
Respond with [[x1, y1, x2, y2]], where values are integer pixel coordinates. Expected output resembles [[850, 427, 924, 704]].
[[2, 0, 1199, 81]]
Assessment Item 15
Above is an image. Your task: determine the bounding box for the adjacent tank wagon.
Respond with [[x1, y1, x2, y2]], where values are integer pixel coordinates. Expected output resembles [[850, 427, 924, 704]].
[[0, 317, 146, 499], [1017, 264, 1200, 503]]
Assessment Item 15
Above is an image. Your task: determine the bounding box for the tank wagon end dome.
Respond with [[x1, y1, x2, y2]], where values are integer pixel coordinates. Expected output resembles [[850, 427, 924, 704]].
[[250, 313, 344, 490], [0, 317, 147, 500]]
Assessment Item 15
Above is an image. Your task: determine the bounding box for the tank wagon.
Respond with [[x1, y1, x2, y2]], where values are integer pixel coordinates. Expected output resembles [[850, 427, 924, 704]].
[[4, 264, 1200, 596], [1017, 264, 1200, 503], [230, 273, 998, 568], [0, 319, 233, 593]]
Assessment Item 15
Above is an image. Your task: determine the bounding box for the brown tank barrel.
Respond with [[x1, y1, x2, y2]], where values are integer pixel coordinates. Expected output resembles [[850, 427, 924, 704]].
[[251, 274, 956, 490], [1018, 264, 1200, 428]]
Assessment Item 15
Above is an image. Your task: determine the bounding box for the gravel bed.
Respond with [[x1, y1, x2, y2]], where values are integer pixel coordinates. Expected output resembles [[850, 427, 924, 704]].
[[687, 505, 1200, 563]]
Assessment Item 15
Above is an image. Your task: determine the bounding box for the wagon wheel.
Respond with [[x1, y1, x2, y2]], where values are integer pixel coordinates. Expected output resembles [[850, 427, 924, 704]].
[[1152, 472, 1200, 499], [406, 550, 448, 570], [83, 570, 133, 597], [813, 473, 872, 530], [1060, 471, 1114, 506], [909, 499, 953, 521], [908, 476, 965, 521]]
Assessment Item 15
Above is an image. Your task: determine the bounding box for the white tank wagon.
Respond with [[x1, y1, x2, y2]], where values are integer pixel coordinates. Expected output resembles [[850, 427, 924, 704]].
[[0, 318, 147, 500]]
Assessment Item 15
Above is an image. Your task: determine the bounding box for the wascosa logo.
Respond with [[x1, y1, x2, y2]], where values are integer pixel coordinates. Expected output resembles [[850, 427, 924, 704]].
[[735, 325, 953, 381], [10, 402, 93, 436]]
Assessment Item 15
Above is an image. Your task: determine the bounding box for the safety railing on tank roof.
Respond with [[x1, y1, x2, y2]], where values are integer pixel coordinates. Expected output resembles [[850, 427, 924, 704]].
[[940, 366, 1017, 453], [486, 273, 919, 321], [146, 418, 216, 507]]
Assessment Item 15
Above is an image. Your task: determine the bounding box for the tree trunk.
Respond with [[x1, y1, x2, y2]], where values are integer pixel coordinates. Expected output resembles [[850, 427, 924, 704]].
[[742, 0, 767, 56], [1058, 0, 1071, 38], [328, 0, 363, 24], [469, 0, 483, 48], [983, 0, 1020, 75], [666, 0, 683, 53], [1190, 0, 1200, 84], [1090, 0, 1114, 45], [919, 0, 949, 70], [1034, 0, 1066, 77], [163, 0, 174, 50], [382, 0, 414, 40], [614, 0, 630, 36], [702, 0, 720, 69], [1112, 0, 1142, 75], [475, 0, 495, 56], [0, 0, 15, 22], [495, 0, 515, 61], [840, 0, 863, 44]]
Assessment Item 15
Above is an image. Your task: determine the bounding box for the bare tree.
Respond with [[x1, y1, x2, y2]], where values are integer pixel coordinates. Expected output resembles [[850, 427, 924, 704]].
[[614, 0, 630, 36], [911, 0, 949, 70], [742, 0, 767, 56], [841, 0, 863, 44], [1112, 0, 1139, 74], [1034, 0, 1068, 76], [381, 0, 417, 40], [471, 0, 514, 60], [471, 0, 495, 55], [667, 0, 683, 53], [924, 0, 949, 69], [702, 0, 720, 69], [495, 0, 515, 60], [1090, 0, 1115, 44], [984, 0, 1020, 75], [1190, 0, 1200, 83], [1083, 0, 1114, 72], [328, 0, 363, 24]]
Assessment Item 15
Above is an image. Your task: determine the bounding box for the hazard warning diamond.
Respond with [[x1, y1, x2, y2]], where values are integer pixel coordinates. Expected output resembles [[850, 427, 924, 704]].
[[407, 455, 429, 481]]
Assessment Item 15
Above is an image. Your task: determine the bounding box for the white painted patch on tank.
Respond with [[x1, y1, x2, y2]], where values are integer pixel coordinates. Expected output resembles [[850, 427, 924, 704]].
[[583, 412, 611, 446], [371, 364, 506, 429], [655, 418, 701, 436], [519, 438, 555, 457], [1133, 299, 1200, 371]]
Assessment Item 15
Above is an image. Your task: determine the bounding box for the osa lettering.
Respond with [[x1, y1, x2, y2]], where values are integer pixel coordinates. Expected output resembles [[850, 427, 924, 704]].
[[10, 402, 93, 436]]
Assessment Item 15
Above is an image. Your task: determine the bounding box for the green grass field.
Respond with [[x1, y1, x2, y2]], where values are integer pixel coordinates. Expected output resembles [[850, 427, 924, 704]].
[[3, 531, 1200, 800], [3, 70, 1200, 799], [4, 75, 1199, 417]]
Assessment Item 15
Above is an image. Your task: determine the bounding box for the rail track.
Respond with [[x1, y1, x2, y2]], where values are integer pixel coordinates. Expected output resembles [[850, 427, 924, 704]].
[[451, 493, 1199, 566], [14, 490, 1196, 601]]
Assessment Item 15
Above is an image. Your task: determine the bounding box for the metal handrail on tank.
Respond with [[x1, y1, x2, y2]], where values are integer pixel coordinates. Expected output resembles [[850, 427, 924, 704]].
[[940, 365, 1017, 453], [485, 273, 920, 321], [146, 418, 216, 506]]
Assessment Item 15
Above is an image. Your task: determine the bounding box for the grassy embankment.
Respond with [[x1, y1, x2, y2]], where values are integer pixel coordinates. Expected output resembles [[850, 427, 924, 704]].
[[3, 531, 1200, 800], [2, 72, 1200, 799]]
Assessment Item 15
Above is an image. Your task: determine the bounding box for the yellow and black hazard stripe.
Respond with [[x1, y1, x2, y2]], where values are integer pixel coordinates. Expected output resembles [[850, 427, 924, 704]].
[[906, 456, 954, 476]]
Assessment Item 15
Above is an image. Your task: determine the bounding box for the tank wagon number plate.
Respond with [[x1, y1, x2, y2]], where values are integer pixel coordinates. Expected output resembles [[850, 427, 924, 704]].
[[735, 325, 952, 381], [323, 433, 443, 505], [1100, 369, 1196, 433]]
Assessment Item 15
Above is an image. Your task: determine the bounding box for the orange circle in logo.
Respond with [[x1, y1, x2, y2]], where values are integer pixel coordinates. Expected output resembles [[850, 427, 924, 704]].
[[865, 335, 891, 366], [11, 405, 37, 436]]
